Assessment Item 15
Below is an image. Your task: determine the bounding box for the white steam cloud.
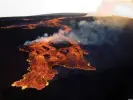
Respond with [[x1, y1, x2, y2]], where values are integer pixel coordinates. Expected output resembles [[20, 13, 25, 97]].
[[24, 17, 129, 46]]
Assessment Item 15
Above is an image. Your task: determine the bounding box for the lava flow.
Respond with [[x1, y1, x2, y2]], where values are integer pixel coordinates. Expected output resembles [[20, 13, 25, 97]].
[[1, 17, 71, 31], [11, 17, 96, 90]]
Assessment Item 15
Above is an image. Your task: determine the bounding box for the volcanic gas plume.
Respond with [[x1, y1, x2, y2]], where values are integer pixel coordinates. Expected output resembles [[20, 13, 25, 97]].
[[11, 17, 96, 90]]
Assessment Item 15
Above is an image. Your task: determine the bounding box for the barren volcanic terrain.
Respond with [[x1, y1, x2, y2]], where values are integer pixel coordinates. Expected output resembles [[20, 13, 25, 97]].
[[0, 13, 133, 100]]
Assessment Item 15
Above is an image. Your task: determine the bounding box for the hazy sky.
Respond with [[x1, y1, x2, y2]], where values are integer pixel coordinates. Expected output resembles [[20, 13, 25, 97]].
[[0, 0, 102, 17], [0, 0, 133, 17]]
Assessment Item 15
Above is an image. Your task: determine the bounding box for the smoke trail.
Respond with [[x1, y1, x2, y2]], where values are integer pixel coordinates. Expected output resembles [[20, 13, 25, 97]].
[[24, 29, 67, 45], [24, 16, 130, 47], [67, 17, 129, 46]]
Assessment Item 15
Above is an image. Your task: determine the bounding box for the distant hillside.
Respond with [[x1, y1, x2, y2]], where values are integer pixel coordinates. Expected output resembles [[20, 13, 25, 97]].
[[0, 13, 87, 20]]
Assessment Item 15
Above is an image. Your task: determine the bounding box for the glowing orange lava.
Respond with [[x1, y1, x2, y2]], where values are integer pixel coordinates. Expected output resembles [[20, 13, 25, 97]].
[[0, 17, 71, 30], [11, 17, 96, 90]]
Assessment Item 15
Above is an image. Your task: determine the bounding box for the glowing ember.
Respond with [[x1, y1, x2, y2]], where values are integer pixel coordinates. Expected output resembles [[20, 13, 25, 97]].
[[11, 17, 96, 90]]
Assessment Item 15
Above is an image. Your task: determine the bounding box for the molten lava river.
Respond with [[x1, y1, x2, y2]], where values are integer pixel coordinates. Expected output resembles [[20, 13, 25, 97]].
[[11, 17, 96, 90]]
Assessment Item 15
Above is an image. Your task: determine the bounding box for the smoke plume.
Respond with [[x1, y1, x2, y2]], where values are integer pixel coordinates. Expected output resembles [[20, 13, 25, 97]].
[[24, 17, 130, 47], [67, 17, 129, 46]]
